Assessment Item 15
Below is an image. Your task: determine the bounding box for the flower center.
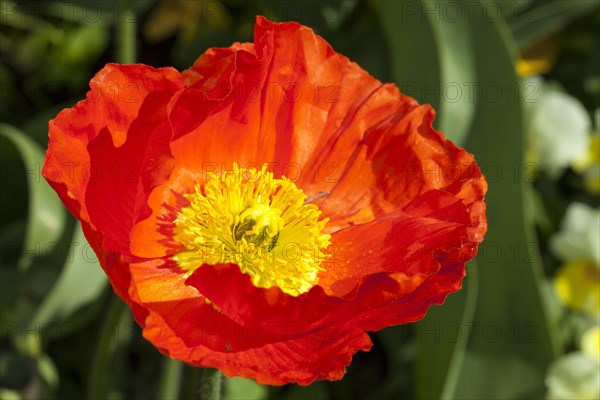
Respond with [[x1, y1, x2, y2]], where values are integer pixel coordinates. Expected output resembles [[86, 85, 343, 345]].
[[172, 164, 331, 296]]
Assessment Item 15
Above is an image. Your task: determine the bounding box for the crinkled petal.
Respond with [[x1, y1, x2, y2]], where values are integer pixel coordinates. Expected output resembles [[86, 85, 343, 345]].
[[129, 260, 372, 385], [43, 63, 184, 261], [165, 17, 409, 205]]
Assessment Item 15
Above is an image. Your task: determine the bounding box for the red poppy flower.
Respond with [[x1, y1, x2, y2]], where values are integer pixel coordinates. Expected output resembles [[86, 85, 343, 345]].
[[43, 17, 487, 385]]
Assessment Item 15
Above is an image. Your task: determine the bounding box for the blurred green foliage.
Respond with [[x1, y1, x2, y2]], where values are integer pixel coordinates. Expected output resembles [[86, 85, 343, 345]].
[[1, 0, 599, 399]]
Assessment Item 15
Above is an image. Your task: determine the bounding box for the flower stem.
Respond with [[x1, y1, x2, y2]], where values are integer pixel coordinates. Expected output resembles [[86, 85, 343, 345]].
[[88, 295, 128, 399], [117, 0, 136, 64], [158, 358, 184, 400], [196, 368, 222, 400]]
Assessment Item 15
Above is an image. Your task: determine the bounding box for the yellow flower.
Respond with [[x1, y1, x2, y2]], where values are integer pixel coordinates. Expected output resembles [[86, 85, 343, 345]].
[[573, 135, 600, 172], [516, 36, 558, 77], [553, 261, 600, 318], [581, 325, 600, 360], [583, 164, 600, 193], [573, 134, 600, 194]]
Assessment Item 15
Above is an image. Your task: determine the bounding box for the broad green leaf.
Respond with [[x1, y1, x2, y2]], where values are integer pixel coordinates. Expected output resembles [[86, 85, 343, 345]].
[[379, 0, 477, 145], [30, 223, 107, 330], [453, 2, 561, 398], [0, 124, 66, 270], [507, 0, 600, 49], [423, 0, 476, 144], [329, 4, 391, 83], [379, 0, 441, 114], [415, 265, 479, 400], [225, 377, 267, 400], [456, 351, 546, 399]]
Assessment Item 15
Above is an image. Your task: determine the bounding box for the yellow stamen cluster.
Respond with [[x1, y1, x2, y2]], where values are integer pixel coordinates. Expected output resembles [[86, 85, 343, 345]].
[[173, 164, 331, 296]]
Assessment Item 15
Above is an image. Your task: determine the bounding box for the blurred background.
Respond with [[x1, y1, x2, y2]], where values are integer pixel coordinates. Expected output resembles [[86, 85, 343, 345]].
[[1, 0, 599, 399]]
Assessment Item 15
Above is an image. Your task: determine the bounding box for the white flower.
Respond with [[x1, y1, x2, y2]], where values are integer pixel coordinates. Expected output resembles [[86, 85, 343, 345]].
[[528, 83, 591, 177], [546, 352, 600, 400], [550, 202, 600, 265]]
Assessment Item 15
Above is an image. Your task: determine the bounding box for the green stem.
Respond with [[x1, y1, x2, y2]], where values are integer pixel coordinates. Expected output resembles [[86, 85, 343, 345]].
[[116, 0, 136, 64], [88, 295, 128, 399], [197, 368, 222, 400], [158, 358, 184, 400]]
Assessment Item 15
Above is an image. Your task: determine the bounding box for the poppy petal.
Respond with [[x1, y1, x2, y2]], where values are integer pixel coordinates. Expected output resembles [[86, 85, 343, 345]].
[[139, 299, 372, 386], [43, 64, 184, 303], [315, 103, 487, 231], [128, 260, 372, 385], [166, 17, 414, 204]]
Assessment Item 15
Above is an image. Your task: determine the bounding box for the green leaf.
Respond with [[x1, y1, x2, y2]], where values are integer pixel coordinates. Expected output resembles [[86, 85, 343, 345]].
[[453, 2, 561, 398], [379, 0, 441, 114], [507, 0, 600, 49], [423, 0, 476, 144], [30, 223, 107, 330], [37, 354, 58, 390], [455, 351, 546, 399], [0, 389, 21, 400], [225, 377, 267, 400], [329, 4, 391, 83], [415, 265, 479, 400], [379, 0, 477, 145], [0, 124, 66, 270], [61, 24, 109, 65]]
